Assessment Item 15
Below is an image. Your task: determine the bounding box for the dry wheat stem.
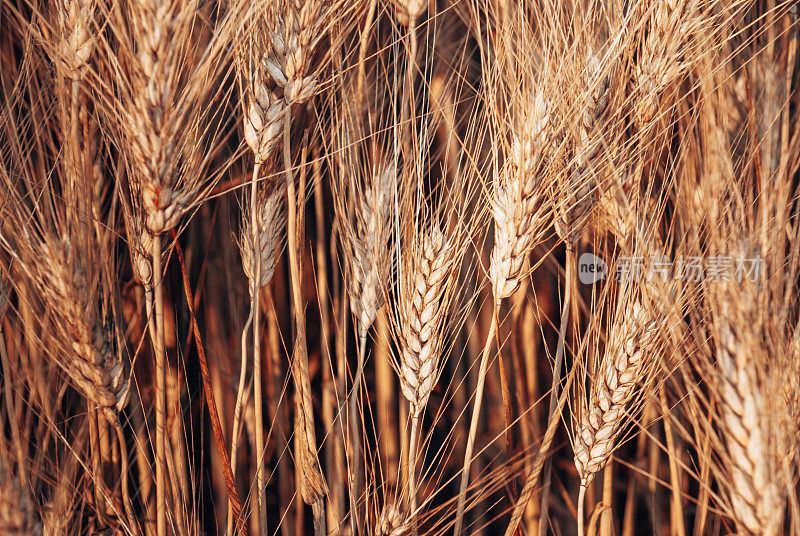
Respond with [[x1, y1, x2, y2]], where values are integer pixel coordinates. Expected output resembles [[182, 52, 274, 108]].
[[454, 306, 497, 536], [283, 107, 327, 535], [504, 358, 577, 536], [538, 249, 573, 536], [151, 232, 168, 536], [250, 240, 266, 536]]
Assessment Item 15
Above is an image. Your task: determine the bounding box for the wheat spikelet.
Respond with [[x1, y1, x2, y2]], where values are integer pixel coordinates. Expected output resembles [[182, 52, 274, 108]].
[[128, 223, 156, 289], [239, 20, 287, 165], [8, 236, 131, 425], [376, 500, 409, 536], [393, 0, 426, 27], [265, 0, 328, 105], [555, 49, 612, 246], [239, 186, 285, 293], [53, 0, 96, 79], [489, 92, 551, 301], [244, 86, 286, 165], [574, 300, 658, 486], [632, 0, 699, 128], [398, 224, 454, 414]]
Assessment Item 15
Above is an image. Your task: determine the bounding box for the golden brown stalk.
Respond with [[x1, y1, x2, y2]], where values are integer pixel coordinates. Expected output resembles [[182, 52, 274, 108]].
[[283, 108, 327, 536]]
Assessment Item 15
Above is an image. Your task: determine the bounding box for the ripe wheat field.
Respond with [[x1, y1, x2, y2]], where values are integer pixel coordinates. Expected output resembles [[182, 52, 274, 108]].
[[0, 0, 799, 535]]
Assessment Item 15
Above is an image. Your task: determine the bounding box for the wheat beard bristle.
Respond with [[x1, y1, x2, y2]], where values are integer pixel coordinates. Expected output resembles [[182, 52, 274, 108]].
[[240, 188, 285, 293], [716, 312, 785, 536], [399, 224, 453, 413], [243, 63, 286, 164], [489, 92, 550, 302], [574, 301, 656, 486]]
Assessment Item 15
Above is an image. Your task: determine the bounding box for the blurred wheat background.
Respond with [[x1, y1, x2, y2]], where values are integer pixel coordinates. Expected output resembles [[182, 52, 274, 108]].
[[0, 0, 799, 534]]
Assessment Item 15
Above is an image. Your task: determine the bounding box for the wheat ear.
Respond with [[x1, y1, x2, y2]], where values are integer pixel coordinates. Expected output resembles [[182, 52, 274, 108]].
[[283, 108, 328, 536], [573, 300, 658, 536], [234, 182, 284, 534], [540, 48, 613, 535], [715, 305, 786, 535], [398, 224, 455, 533], [455, 91, 551, 536]]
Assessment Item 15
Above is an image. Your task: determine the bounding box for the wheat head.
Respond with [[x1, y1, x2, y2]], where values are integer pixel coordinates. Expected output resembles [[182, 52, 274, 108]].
[[240, 186, 285, 293], [398, 223, 455, 414], [489, 92, 551, 302], [574, 300, 657, 486]]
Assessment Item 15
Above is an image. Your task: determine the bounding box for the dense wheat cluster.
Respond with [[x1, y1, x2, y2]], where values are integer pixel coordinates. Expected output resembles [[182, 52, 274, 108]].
[[1, 0, 799, 535]]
